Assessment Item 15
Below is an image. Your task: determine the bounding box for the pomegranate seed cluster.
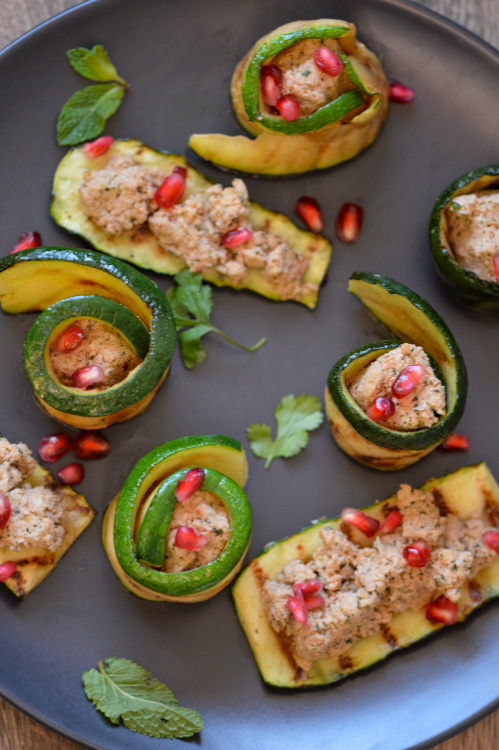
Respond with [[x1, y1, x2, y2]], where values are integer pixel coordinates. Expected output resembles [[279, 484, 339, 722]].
[[262, 482, 497, 673], [349, 342, 446, 431]]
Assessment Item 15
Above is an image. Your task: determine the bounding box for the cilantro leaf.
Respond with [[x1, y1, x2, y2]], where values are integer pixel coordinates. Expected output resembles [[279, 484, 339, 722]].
[[247, 394, 323, 467], [57, 83, 124, 145], [167, 269, 265, 369], [82, 658, 203, 739], [66, 45, 128, 86]]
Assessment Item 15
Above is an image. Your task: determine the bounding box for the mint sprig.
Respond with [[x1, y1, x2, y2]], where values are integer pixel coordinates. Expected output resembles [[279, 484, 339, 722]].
[[82, 658, 203, 739], [57, 45, 128, 146], [248, 394, 324, 467], [167, 269, 266, 369]]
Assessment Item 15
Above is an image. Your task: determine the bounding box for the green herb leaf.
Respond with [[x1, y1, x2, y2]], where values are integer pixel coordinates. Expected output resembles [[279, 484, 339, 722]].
[[66, 45, 128, 86], [167, 269, 265, 369], [247, 394, 323, 467], [82, 658, 203, 739], [57, 83, 124, 145]]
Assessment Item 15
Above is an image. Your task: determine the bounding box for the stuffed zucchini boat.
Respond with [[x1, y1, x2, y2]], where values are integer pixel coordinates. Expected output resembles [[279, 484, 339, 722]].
[[232, 462, 499, 688], [0, 247, 175, 430], [102, 435, 252, 602], [325, 273, 467, 470], [189, 19, 389, 175], [429, 164, 499, 312], [50, 139, 332, 309], [0, 435, 95, 597]]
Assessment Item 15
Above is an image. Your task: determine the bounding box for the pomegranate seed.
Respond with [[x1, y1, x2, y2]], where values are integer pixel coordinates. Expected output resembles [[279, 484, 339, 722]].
[[57, 462, 85, 485], [0, 561, 16, 582], [389, 81, 415, 103], [0, 494, 11, 529], [275, 95, 300, 121], [366, 396, 395, 422], [493, 254, 499, 282], [174, 526, 206, 551], [392, 364, 425, 399], [403, 540, 431, 567], [55, 323, 84, 353], [83, 135, 114, 157], [287, 591, 309, 625], [341, 508, 380, 538], [292, 579, 323, 597], [174, 468, 205, 502], [154, 167, 187, 209], [72, 364, 106, 389], [304, 594, 325, 610], [74, 431, 110, 460], [260, 64, 283, 107], [38, 432, 72, 462], [380, 509, 403, 534], [482, 530, 499, 553], [313, 46, 343, 77], [10, 231, 42, 254], [439, 433, 470, 451], [295, 196, 324, 233], [336, 203, 364, 243], [426, 595, 459, 625], [221, 226, 253, 249]]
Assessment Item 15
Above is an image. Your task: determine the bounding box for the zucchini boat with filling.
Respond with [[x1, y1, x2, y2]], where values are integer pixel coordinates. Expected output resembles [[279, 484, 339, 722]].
[[325, 272, 467, 470], [0, 247, 175, 430], [50, 139, 332, 309], [189, 19, 389, 175], [429, 164, 499, 312], [0, 435, 95, 597], [232, 462, 499, 688], [102, 435, 252, 602]]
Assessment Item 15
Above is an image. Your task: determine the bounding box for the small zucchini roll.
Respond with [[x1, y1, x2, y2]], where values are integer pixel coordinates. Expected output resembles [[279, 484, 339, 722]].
[[0, 247, 176, 429], [325, 273, 467, 470], [189, 19, 389, 175], [102, 435, 252, 603], [429, 164, 499, 312]]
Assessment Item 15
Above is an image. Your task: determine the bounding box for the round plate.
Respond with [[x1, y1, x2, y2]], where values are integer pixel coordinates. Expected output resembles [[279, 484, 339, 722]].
[[0, 1, 498, 749]]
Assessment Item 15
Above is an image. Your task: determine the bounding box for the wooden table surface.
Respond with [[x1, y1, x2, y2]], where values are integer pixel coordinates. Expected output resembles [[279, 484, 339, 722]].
[[0, 0, 498, 749]]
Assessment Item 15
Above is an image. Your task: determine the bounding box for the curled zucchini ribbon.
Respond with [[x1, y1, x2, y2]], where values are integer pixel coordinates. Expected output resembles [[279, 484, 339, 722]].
[[102, 435, 252, 602], [429, 164, 499, 313], [0, 247, 176, 429], [325, 273, 467, 471]]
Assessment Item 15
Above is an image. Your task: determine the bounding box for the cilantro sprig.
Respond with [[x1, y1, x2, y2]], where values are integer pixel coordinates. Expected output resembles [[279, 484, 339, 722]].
[[167, 269, 266, 369], [247, 394, 324, 467], [57, 45, 128, 146], [82, 658, 203, 739]]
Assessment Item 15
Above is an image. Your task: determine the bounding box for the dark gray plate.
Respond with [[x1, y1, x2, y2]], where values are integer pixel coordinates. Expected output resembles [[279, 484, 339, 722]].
[[0, 0, 498, 748]]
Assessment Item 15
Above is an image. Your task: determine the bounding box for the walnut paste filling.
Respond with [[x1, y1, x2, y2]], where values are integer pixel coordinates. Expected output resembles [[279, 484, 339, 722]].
[[446, 189, 499, 283], [79, 155, 315, 302], [349, 343, 446, 430], [262, 484, 496, 674]]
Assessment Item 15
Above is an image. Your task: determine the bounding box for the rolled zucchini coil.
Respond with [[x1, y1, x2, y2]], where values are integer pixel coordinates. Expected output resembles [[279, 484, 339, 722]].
[[429, 164, 499, 312], [102, 435, 252, 602], [325, 273, 467, 470], [189, 19, 390, 175], [0, 247, 176, 429]]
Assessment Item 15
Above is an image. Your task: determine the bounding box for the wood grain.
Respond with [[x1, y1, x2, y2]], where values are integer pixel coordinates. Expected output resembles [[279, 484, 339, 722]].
[[0, 1, 497, 749]]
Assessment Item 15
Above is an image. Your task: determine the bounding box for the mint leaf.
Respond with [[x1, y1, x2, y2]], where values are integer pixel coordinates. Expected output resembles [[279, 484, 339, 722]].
[[57, 83, 124, 145], [167, 269, 265, 369], [67, 45, 127, 86], [82, 658, 203, 739], [248, 394, 323, 467]]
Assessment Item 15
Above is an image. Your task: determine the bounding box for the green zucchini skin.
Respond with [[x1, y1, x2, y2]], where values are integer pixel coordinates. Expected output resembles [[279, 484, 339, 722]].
[[232, 462, 499, 688], [0, 247, 175, 428], [103, 435, 251, 602], [428, 164, 499, 312], [189, 19, 389, 175], [326, 273, 467, 469]]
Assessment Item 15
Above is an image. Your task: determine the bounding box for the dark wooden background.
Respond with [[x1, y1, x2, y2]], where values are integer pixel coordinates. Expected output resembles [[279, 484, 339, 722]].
[[0, 1, 498, 748]]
